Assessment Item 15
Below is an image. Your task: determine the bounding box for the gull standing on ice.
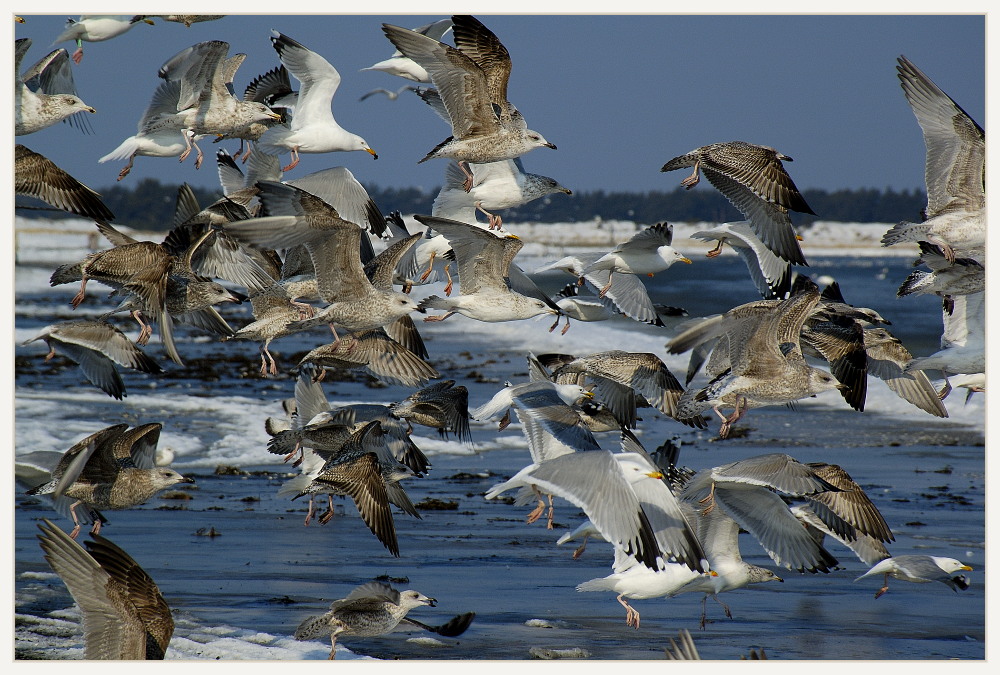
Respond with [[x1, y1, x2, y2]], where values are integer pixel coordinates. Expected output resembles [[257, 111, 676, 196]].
[[257, 31, 378, 171], [661, 141, 814, 265], [881, 56, 984, 264], [36, 520, 174, 659], [293, 581, 439, 659]]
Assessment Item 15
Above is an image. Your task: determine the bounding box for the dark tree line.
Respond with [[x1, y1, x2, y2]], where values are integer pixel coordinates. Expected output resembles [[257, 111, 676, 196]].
[[15, 177, 926, 232]]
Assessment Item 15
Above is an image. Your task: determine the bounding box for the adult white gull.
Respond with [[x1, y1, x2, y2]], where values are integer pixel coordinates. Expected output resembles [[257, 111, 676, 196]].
[[257, 31, 378, 172]]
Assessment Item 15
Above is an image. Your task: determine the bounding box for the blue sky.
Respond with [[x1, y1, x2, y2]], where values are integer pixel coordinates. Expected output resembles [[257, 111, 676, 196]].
[[11, 9, 986, 199]]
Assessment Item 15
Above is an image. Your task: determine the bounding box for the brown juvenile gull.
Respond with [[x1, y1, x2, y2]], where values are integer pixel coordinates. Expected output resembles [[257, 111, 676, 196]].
[[52, 15, 153, 64], [289, 421, 417, 556], [389, 380, 473, 443], [583, 222, 692, 298], [132, 15, 225, 28], [537, 350, 707, 430], [223, 180, 419, 340], [293, 581, 438, 659], [382, 15, 556, 176], [661, 141, 814, 265], [412, 215, 560, 325], [257, 31, 378, 171], [21, 319, 163, 400], [297, 328, 439, 388], [36, 519, 173, 659], [156, 40, 282, 169], [855, 555, 972, 599], [881, 56, 984, 264], [15, 38, 96, 136], [27, 423, 193, 538], [671, 282, 846, 437], [15, 144, 115, 221]]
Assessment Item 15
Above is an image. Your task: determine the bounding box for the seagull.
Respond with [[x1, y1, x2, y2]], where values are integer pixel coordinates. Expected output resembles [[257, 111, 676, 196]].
[[15, 144, 115, 221], [905, 290, 984, 397], [583, 222, 692, 297], [36, 520, 174, 659], [389, 380, 473, 443], [297, 328, 439, 388], [132, 15, 225, 28], [156, 40, 282, 170], [21, 319, 163, 400], [99, 78, 197, 180], [293, 581, 439, 659], [413, 215, 560, 325], [432, 158, 571, 229], [896, 242, 984, 302], [881, 56, 984, 264], [358, 85, 420, 102], [536, 350, 706, 429], [672, 282, 845, 438], [15, 39, 96, 136], [661, 141, 814, 265], [382, 15, 556, 175], [689, 220, 792, 299], [856, 555, 972, 598], [257, 31, 377, 172], [535, 252, 665, 327], [224, 180, 419, 343], [289, 420, 416, 556], [362, 18, 453, 82], [26, 423, 193, 539], [52, 15, 152, 64]]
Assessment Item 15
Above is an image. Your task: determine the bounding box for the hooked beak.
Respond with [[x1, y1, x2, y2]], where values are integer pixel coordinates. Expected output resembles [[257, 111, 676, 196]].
[[679, 256, 692, 264], [544, 142, 557, 150], [179, 476, 196, 484], [86, 107, 97, 114], [366, 148, 379, 160], [560, 187, 573, 194], [708, 570, 719, 577], [427, 597, 438, 607], [959, 565, 973, 571], [645, 470, 664, 480]]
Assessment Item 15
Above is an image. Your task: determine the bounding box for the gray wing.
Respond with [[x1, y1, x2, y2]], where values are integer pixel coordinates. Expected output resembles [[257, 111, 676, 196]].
[[896, 56, 984, 218]]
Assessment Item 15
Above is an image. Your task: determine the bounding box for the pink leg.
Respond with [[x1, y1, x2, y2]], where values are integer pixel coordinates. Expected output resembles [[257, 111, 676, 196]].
[[617, 594, 640, 628], [423, 312, 455, 323], [71, 277, 89, 309], [117, 153, 136, 181], [281, 147, 300, 172], [680, 160, 701, 189]]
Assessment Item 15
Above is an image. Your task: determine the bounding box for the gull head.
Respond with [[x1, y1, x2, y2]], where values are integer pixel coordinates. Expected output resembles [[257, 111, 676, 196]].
[[807, 369, 844, 395], [353, 135, 378, 159], [658, 246, 692, 267], [399, 590, 437, 609], [525, 130, 556, 151], [248, 102, 282, 123], [933, 557, 973, 574], [150, 468, 195, 490], [552, 383, 593, 407], [59, 96, 96, 115]]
